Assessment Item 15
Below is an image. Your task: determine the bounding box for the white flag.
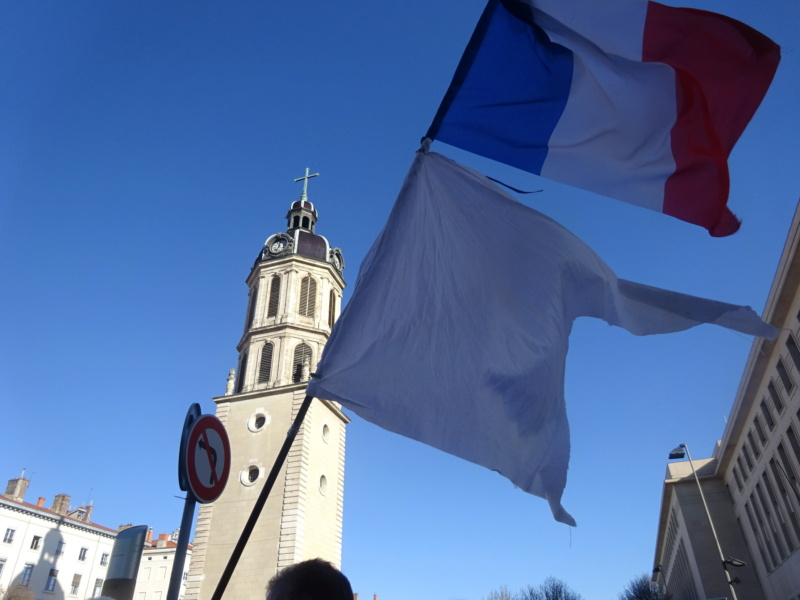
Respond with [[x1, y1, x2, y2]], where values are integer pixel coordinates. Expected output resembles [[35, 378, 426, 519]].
[[307, 150, 776, 525]]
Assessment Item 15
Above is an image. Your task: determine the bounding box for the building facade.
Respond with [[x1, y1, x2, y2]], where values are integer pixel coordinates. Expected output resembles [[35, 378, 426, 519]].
[[132, 531, 191, 600], [653, 203, 800, 600], [185, 176, 348, 600], [0, 477, 115, 600]]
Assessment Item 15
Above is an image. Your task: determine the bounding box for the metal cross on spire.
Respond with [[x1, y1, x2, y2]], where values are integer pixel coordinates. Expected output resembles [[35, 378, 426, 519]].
[[293, 167, 319, 202]]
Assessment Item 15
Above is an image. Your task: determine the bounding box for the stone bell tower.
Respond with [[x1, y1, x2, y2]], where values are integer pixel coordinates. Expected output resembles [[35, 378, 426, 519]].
[[185, 169, 348, 600]]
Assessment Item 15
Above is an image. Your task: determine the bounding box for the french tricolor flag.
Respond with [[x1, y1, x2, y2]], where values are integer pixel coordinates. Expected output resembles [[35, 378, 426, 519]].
[[427, 0, 780, 236]]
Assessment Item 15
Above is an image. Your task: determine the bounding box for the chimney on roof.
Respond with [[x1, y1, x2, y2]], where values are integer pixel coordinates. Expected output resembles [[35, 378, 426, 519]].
[[156, 533, 170, 548], [37, 497, 45, 507], [146, 528, 154, 544], [52, 493, 70, 515], [119, 524, 134, 532], [4, 476, 30, 502]]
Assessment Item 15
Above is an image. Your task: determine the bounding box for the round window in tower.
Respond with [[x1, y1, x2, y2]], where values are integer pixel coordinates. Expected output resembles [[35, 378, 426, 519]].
[[322, 424, 330, 443], [319, 474, 328, 495], [247, 411, 270, 432], [240, 463, 263, 487]]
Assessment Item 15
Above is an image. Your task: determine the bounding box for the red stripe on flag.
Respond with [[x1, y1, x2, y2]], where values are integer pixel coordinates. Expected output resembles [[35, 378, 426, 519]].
[[643, 2, 780, 236]]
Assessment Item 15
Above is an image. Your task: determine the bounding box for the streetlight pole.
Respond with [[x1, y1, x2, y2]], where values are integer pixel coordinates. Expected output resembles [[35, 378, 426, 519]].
[[669, 443, 741, 600]]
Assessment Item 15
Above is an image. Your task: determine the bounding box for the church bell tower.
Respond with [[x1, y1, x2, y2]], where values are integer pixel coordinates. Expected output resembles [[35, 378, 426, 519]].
[[185, 169, 348, 600]]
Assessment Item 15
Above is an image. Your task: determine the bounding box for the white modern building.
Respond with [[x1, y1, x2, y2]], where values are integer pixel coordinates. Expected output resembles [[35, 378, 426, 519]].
[[653, 202, 800, 600], [0, 476, 116, 600], [185, 172, 348, 600], [132, 531, 191, 600]]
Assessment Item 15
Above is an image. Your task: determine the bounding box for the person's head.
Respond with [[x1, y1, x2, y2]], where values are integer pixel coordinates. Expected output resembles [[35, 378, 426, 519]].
[[266, 558, 352, 600]]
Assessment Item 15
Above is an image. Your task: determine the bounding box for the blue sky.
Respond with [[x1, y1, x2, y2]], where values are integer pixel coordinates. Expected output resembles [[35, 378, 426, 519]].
[[1, 2, 798, 599]]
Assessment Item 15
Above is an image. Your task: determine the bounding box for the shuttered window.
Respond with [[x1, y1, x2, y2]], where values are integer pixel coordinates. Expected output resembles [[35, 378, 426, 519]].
[[328, 290, 336, 328], [258, 343, 274, 383], [298, 276, 317, 317], [267, 276, 281, 318], [235, 353, 248, 394], [293, 344, 312, 383], [788, 335, 800, 371], [768, 380, 785, 413], [776, 359, 793, 394], [246, 285, 258, 329]]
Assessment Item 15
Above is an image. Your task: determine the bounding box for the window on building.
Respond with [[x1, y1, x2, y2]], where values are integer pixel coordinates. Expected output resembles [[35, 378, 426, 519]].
[[298, 276, 317, 318], [100, 553, 109, 566], [742, 444, 754, 470], [761, 399, 776, 430], [787, 426, 800, 469], [751, 489, 781, 568], [777, 358, 795, 393], [757, 481, 789, 560], [70, 574, 82, 595], [3, 529, 14, 544], [292, 343, 312, 383], [93, 579, 104, 597], [267, 275, 281, 318], [45, 568, 58, 592], [0, 558, 5, 579], [248, 466, 259, 483], [763, 471, 797, 552], [744, 501, 773, 571], [754, 417, 767, 445], [235, 353, 248, 394], [769, 458, 800, 544], [246, 285, 259, 329], [31, 536, 41, 550], [20, 563, 34, 587], [748, 432, 761, 459], [78, 547, 88, 561], [732, 466, 743, 491], [788, 335, 800, 371], [768, 380, 785, 413], [55, 541, 65, 556], [738, 456, 749, 479], [777, 442, 799, 493], [258, 342, 273, 383], [301, 216, 309, 229], [328, 290, 336, 329]]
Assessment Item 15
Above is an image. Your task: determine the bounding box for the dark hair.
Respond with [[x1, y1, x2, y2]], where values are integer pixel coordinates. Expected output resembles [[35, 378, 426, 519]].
[[266, 559, 352, 600]]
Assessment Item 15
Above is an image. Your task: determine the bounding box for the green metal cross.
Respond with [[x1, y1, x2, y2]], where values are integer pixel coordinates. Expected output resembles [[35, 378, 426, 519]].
[[293, 167, 319, 202]]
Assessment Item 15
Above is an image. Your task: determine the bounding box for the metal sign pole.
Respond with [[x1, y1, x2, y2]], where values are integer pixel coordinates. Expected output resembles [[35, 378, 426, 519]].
[[166, 496, 197, 600]]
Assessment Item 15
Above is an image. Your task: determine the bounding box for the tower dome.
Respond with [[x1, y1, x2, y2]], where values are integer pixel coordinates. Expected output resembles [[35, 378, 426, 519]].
[[256, 168, 344, 274]]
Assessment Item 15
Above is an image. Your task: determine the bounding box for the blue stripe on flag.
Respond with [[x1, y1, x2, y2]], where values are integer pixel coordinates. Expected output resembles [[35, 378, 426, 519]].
[[427, 0, 573, 175]]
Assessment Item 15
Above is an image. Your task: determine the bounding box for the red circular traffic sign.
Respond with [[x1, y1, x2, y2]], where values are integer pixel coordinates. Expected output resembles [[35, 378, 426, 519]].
[[185, 415, 231, 503]]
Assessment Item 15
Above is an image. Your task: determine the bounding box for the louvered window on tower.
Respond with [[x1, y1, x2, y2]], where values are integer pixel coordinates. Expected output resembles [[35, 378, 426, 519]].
[[246, 286, 258, 329], [328, 290, 336, 329], [293, 343, 312, 383], [236, 353, 248, 394], [258, 343, 274, 383], [267, 276, 281, 318], [299, 276, 317, 318]]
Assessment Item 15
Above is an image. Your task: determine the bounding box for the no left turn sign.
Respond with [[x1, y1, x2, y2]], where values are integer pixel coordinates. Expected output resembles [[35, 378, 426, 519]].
[[185, 414, 231, 503]]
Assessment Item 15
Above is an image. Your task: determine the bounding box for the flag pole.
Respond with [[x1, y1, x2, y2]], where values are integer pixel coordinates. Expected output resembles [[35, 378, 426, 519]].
[[210, 393, 314, 600]]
